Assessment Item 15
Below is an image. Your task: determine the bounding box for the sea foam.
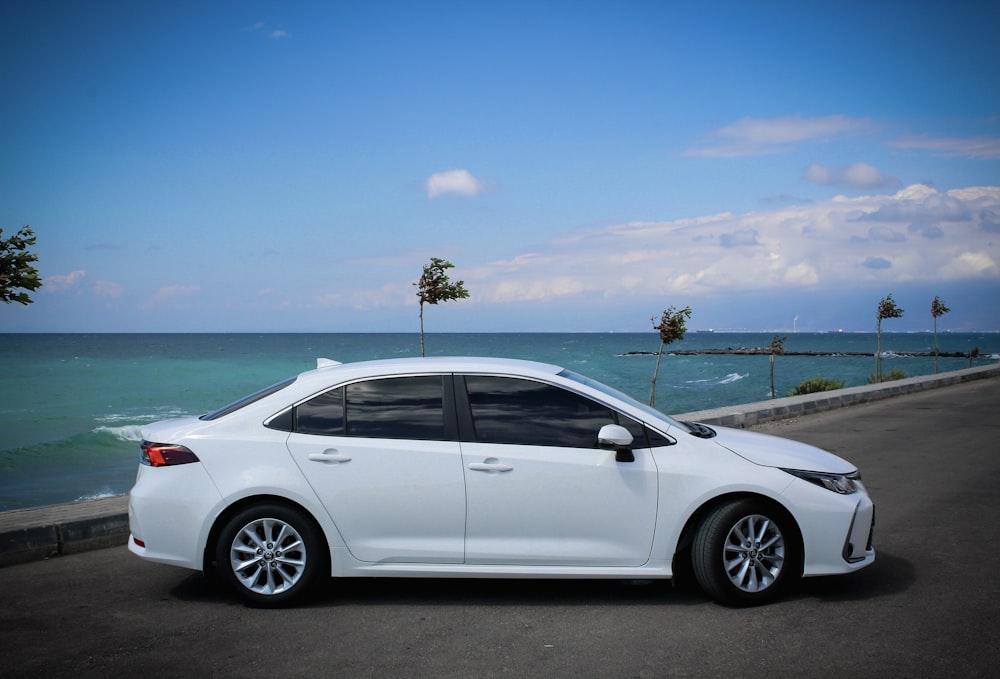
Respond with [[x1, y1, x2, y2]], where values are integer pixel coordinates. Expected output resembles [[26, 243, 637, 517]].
[[93, 425, 144, 442]]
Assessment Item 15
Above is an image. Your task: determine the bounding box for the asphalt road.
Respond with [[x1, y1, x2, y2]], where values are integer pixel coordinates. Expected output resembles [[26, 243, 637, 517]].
[[2, 377, 997, 678]]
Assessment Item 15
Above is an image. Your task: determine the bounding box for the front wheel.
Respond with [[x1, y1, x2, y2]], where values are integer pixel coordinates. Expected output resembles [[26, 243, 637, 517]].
[[692, 499, 797, 606], [215, 503, 326, 607]]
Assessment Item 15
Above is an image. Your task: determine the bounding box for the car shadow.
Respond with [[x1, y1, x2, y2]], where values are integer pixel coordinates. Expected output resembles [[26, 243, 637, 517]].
[[789, 551, 914, 602], [168, 572, 710, 608], [167, 552, 909, 609]]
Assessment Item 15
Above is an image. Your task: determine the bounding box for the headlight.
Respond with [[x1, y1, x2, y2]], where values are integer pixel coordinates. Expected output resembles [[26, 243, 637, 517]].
[[782, 468, 859, 494]]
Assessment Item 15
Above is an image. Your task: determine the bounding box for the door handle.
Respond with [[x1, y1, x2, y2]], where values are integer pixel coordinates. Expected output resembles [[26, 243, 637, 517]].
[[468, 461, 513, 473], [308, 450, 352, 464]]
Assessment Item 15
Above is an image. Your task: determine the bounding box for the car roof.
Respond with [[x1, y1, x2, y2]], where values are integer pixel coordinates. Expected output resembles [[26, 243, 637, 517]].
[[294, 356, 565, 389]]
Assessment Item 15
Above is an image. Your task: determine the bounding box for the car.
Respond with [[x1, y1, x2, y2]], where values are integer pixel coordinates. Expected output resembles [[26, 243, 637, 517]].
[[128, 356, 875, 607]]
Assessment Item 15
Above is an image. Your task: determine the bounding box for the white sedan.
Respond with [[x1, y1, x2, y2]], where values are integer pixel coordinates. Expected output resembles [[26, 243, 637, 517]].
[[128, 356, 875, 607]]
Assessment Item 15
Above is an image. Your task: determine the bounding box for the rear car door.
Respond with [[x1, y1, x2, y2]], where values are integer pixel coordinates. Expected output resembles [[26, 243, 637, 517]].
[[285, 375, 466, 563], [458, 375, 659, 567]]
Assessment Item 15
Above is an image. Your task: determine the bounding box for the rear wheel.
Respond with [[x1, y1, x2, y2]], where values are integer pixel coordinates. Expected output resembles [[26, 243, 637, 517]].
[[215, 503, 326, 607], [692, 499, 796, 606]]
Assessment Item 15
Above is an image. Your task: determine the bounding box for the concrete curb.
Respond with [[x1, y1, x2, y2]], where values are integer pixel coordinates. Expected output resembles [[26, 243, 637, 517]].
[[1, 362, 997, 568], [0, 495, 129, 567], [674, 362, 1000, 427]]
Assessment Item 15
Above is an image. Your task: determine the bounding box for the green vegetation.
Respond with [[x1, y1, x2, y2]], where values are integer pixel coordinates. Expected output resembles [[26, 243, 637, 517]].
[[875, 293, 904, 382], [768, 335, 787, 399], [968, 347, 980, 368], [414, 257, 469, 357], [649, 305, 692, 407], [868, 369, 908, 384], [931, 296, 951, 374], [788, 376, 845, 396], [0, 226, 41, 305]]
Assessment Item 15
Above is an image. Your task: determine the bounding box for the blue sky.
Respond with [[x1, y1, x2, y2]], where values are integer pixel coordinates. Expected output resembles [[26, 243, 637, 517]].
[[3, 0, 999, 333]]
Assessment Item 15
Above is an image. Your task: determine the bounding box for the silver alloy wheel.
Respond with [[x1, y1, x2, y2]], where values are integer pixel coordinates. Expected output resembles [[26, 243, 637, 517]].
[[229, 517, 308, 595], [722, 513, 785, 593]]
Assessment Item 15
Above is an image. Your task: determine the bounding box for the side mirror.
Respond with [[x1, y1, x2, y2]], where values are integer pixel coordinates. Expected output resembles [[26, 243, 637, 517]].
[[598, 424, 635, 462]]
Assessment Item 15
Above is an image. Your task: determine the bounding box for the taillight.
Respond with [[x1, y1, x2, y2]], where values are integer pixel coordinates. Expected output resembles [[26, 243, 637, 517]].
[[140, 440, 200, 467]]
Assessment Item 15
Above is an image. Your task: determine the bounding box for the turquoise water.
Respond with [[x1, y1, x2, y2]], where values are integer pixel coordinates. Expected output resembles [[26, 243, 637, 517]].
[[1, 332, 996, 511]]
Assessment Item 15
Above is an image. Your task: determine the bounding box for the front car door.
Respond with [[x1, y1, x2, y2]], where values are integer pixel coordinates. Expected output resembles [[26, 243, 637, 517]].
[[458, 375, 659, 567]]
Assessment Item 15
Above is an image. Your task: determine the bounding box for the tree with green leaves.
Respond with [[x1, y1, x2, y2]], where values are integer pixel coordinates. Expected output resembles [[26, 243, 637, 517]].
[[649, 305, 692, 407], [968, 346, 980, 368], [768, 335, 787, 399], [414, 257, 469, 357], [1, 226, 41, 305], [875, 293, 904, 382], [931, 296, 950, 374]]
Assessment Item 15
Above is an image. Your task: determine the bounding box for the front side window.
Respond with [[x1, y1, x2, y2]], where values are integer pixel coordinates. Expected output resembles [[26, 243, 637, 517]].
[[295, 375, 445, 440], [464, 376, 616, 448]]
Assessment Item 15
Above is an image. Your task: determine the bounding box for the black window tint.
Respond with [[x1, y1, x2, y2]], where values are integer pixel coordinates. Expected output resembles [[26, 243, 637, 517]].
[[465, 376, 615, 448], [265, 408, 295, 432], [615, 413, 648, 450], [295, 377, 446, 439], [345, 376, 445, 440], [296, 387, 345, 435], [644, 425, 674, 448]]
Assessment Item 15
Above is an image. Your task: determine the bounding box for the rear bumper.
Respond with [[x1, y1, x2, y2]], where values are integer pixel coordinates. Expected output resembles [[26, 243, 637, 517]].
[[127, 462, 222, 570]]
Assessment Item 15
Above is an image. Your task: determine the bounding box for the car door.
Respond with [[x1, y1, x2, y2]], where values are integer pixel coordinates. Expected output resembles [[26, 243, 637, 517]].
[[285, 375, 466, 564], [458, 375, 659, 567]]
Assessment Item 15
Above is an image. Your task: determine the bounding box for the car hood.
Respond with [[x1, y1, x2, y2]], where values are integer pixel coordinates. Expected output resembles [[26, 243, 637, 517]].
[[708, 425, 856, 474]]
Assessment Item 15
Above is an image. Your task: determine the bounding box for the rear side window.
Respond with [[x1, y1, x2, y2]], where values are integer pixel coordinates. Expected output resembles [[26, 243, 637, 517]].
[[295, 376, 445, 440], [464, 376, 615, 448]]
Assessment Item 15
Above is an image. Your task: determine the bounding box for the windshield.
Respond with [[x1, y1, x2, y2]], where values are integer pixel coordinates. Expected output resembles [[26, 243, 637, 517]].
[[558, 369, 691, 433]]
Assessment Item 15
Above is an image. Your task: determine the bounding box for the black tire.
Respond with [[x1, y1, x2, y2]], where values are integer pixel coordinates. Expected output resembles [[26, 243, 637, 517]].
[[215, 503, 326, 607], [692, 499, 797, 606]]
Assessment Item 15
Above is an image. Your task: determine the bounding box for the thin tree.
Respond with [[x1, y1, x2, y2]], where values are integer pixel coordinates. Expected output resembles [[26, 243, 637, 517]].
[[768, 335, 787, 399], [931, 296, 951, 374], [414, 257, 469, 357], [875, 293, 904, 382], [649, 305, 692, 407], [968, 346, 980, 368], [1, 226, 41, 305]]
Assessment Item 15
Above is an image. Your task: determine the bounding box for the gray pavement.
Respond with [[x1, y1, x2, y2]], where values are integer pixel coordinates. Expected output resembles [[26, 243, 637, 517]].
[[1, 362, 997, 567], [0, 365, 998, 677]]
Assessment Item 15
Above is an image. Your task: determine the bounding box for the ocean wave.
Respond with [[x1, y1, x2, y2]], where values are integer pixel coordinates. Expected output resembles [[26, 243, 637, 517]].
[[74, 489, 123, 502], [718, 372, 749, 384], [95, 407, 188, 425], [93, 425, 145, 442]]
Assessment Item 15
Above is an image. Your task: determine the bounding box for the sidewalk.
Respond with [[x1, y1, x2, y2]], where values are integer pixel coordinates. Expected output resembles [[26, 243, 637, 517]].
[[2, 362, 997, 568]]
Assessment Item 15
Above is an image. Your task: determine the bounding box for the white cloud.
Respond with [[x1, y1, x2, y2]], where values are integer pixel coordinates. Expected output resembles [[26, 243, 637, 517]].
[[93, 280, 123, 297], [248, 21, 290, 39], [44, 270, 86, 292], [142, 284, 200, 309], [686, 115, 875, 157], [423, 169, 485, 198], [803, 162, 900, 190], [458, 184, 1000, 305], [890, 134, 1000, 159], [303, 185, 999, 319]]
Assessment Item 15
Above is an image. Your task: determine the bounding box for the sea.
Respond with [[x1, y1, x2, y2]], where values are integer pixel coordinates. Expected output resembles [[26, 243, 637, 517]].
[[1, 331, 997, 512]]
